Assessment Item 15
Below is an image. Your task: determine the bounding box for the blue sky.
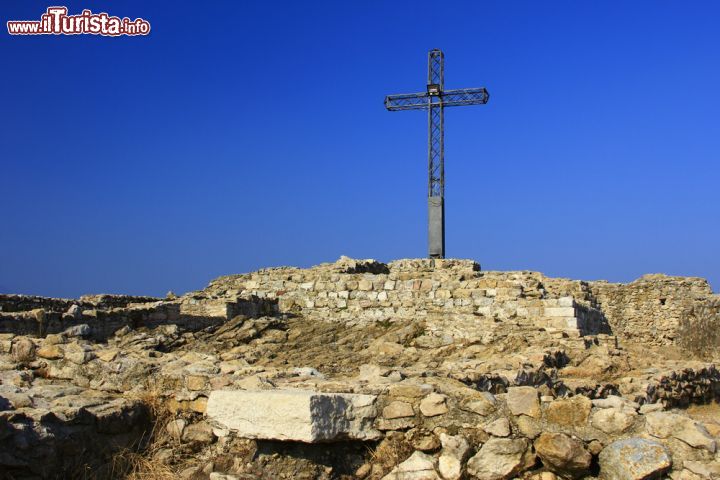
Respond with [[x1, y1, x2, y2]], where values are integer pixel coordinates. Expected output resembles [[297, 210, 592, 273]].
[[2, 1, 719, 297]]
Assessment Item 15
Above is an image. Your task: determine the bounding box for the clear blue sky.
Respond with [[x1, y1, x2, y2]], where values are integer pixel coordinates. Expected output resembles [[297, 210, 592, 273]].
[[2, 1, 719, 297]]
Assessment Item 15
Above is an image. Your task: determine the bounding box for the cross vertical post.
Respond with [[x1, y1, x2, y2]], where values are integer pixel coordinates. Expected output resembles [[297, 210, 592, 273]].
[[385, 49, 489, 259], [427, 49, 445, 258]]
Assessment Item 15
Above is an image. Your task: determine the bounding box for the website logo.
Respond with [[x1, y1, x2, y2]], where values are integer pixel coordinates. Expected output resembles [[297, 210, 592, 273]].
[[7, 6, 151, 36]]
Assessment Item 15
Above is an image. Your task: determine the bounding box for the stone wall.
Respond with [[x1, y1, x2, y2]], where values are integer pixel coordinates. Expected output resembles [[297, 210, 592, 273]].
[[200, 259, 613, 340], [588, 275, 717, 346], [0, 293, 160, 313], [1, 258, 716, 346]]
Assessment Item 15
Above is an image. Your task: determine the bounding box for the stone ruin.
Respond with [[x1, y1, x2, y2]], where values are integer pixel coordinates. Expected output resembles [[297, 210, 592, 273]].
[[0, 257, 719, 479]]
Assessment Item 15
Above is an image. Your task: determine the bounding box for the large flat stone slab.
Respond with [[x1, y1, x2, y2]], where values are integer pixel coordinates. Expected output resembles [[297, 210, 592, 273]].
[[206, 389, 380, 442]]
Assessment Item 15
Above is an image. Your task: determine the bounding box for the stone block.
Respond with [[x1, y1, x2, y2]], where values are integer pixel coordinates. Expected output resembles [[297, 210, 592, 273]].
[[507, 386, 540, 418], [206, 389, 380, 442], [598, 438, 671, 480], [558, 297, 574, 307], [545, 395, 591, 427], [645, 411, 716, 452], [544, 307, 576, 317]]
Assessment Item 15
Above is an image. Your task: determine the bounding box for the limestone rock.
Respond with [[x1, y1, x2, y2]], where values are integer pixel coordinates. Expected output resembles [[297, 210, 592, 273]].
[[293, 366, 324, 378], [166, 418, 186, 441], [467, 437, 534, 480], [639, 403, 663, 415], [683, 461, 720, 478], [235, 375, 274, 390], [460, 392, 497, 416], [420, 393, 448, 417], [11, 337, 35, 363], [590, 407, 636, 434], [37, 344, 63, 360], [438, 433, 471, 480], [545, 395, 592, 427], [182, 421, 215, 444], [645, 411, 716, 452], [358, 364, 390, 381], [355, 463, 372, 479], [592, 395, 636, 410], [206, 389, 380, 442], [412, 433, 441, 452], [506, 387, 540, 418], [598, 438, 671, 480], [382, 451, 439, 480], [388, 382, 434, 399], [376, 416, 416, 431], [384, 401, 415, 419], [96, 348, 118, 362], [484, 417, 511, 437], [534, 432, 591, 478], [44, 333, 65, 345], [64, 343, 96, 365], [516, 414, 542, 439], [673, 469, 705, 480], [65, 304, 83, 319], [62, 324, 90, 338], [186, 375, 207, 391]]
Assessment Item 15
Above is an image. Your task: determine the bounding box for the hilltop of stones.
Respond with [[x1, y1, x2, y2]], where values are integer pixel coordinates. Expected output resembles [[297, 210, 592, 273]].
[[0, 257, 719, 479]]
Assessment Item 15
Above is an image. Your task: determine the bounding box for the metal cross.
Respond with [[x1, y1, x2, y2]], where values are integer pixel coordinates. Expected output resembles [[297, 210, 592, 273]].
[[385, 49, 489, 258]]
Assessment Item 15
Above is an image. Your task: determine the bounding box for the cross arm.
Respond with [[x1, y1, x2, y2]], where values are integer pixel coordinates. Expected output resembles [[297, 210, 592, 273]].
[[385, 92, 431, 111], [385, 87, 489, 111], [439, 87, 489, 107]]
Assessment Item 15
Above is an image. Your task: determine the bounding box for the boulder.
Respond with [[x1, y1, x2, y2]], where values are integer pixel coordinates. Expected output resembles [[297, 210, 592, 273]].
[[166, 419, 186, 441], [483, 417, 511, 437], [383, 401, 415, 419], [534, 432, 591, 478], [683, 461, 720, 478], [545, 396, 592, 427], [590, 407, 636, 434], [382, 451, 439, 480], [64, 343, 96, 365], [467, 437, 534, 480], [36, 344, 63, 360], [645, 411, 716, 452], [460, 392, 497, 416], [62, 324, 90, 337], [65, 304, 83, 319], [438, 433, 471, 480], [182, 421, 215, 444], [506, 387, 540, 418], [598, 438, 671, 480], [592, 396, 637, 410], [516, 415, 542, 439], [412, 433, 441, 452], [11, 337, 35, 363], [420, 393, 448, 417], [205, 389, 380, 442]]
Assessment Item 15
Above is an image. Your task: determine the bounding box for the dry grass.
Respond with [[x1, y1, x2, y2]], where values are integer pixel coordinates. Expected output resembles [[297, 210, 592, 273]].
[[108, 384, 186, 479], [365, 434, 413, 476], [110, 451, 177, 480]]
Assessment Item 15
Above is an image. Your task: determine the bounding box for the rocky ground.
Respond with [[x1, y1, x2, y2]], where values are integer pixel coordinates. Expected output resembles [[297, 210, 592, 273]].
[[0, 258, 719, 479]]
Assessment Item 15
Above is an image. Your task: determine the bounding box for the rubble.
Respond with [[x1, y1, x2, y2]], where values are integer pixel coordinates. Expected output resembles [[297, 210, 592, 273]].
[[0, 256, 718, 479]]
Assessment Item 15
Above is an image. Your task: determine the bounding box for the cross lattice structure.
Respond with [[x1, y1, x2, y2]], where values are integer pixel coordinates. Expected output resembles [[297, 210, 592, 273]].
[[385, 49, 489, 258]]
